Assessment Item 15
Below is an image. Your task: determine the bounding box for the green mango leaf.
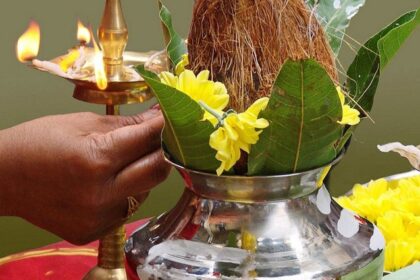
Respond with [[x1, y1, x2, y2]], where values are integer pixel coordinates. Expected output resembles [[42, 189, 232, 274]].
[[159, 1, 188, 67], [248, 60, 343, 175], [306, 0, 366, 56], [347, 9, 420, 113], [137, 65, 218, 172], [336, 126, 356, 153], [341, 251, 384, 280]]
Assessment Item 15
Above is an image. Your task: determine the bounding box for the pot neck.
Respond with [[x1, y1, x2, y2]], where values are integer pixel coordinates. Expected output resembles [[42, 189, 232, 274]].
[[168, 154, 343, 203]]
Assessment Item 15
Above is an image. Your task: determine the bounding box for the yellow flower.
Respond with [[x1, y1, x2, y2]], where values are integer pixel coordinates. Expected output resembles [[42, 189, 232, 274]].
[[337, 87, 360, 126], [354, 179, 388, 200], [159, 69, 229, 125], [406, 215, 420, 237], [175, 54, 189, 75], [377, 211, 408, 241], [210, 127, 240, 175], [408, 175, 420, 187], [337, 174, 420, 272], [337, 179, 396, 222], [385, 240, 416, 272], [209, 98, 269, 175], [412, 236, 420, 260], [316, 165, 332, 188]]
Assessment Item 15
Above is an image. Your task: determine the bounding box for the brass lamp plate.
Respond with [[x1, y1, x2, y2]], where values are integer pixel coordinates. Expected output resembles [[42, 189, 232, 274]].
[[71, 78, 152, 105], [34, 49, 167, 105]]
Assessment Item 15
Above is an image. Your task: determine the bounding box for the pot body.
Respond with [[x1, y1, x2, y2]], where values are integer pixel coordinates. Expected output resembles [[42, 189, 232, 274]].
[[125, 160, 384, 279]]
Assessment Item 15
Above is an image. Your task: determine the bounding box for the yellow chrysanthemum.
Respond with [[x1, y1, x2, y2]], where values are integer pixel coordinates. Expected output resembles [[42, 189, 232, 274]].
[[337, 179, 397, 222], [353, 179, 388, 199], [209, 98, 270, 175], [337, 87, 360, 126], [337, 175, 420, 272], [408, 175, 420, 187], [377, 211, 409, 241], [385, 240, 417, 272], [405, 215, 420, 237], [412, 236, 420, 260], [159, 70, 229, 125]]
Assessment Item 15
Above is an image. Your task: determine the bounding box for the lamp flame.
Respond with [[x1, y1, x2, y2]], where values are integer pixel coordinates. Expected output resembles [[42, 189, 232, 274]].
[[77, 20, 91, 44], [16, 21, 40, 62], [94, 50, 108, 90], [90, 29, 108, 90]]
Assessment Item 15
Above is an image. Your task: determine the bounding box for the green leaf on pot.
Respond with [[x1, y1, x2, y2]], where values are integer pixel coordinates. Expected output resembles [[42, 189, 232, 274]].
[[336, 125, 356, 153], [347, 9, 420, 113], [341, 251, 384, 280], [159, 1, 188, 67], [248, 59, 343, 175], [137, 65, 218, 172], [306, 0, 366, 56]]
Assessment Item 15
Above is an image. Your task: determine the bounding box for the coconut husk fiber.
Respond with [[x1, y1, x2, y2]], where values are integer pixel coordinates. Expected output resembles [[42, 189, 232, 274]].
[[188, 0, 338, 112]]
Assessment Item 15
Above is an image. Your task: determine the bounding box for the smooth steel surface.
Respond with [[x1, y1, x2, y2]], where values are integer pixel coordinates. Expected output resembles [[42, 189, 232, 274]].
[[126, 157, 385, 279], [169, 153, 343, 203]]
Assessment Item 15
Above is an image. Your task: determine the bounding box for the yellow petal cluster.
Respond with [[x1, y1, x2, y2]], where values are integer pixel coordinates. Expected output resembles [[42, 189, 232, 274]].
[[337, 87, 361, 126], [385, 240, 418, 272], [336, 175, 420, 272], [210, 98, 270, 175], [175, 53, 189, 75], [159, 69, 229, 125]]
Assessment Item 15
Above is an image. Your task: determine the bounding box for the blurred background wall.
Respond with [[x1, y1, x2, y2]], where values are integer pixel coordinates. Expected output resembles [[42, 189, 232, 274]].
[[0, 0, 419, 257]]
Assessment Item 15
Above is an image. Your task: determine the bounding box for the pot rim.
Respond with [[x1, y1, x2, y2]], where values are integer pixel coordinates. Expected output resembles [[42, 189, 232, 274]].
[[164, 149, 345, 180]]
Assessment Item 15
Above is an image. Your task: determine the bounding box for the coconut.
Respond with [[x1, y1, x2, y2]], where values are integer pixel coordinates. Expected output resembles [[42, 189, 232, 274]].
[[188, 0, 338, 112]]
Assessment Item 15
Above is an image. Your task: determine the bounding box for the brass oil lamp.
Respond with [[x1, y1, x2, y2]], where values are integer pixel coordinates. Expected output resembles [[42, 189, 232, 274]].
[[16, 1, 167, 279]]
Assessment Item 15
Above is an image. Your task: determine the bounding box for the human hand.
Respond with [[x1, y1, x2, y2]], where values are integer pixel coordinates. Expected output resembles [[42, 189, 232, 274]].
[[0, 108, 170, 244]]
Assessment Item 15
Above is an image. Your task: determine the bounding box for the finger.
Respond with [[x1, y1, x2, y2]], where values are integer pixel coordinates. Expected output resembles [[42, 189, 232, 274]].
[[112, 149, 171, 200], [101, 107, 162, 130], [150, 103, 160, 110], [106, 115, 165, 167], [101, 193, 150, 229]]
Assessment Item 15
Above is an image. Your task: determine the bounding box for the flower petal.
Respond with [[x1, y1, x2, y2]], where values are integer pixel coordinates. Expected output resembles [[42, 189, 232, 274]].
[[159, 72, 178, 87]]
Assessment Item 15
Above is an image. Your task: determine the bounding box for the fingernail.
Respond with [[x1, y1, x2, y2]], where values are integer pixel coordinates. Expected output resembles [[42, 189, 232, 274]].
[[143, 107, 161, 118], [150, 103, 161, 111]]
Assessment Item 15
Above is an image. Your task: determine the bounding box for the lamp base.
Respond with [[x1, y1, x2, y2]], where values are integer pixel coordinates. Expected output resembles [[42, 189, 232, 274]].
[[82, 267, 127, 280]]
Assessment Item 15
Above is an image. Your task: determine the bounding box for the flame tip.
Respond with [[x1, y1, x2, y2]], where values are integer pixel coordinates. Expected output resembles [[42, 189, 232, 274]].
[[17, 20, 41, 62], [77, 20, 91, 44]]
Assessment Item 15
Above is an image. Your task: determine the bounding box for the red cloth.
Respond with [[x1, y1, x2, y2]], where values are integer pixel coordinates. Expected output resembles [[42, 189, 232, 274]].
[[0, 221, 146, 280]]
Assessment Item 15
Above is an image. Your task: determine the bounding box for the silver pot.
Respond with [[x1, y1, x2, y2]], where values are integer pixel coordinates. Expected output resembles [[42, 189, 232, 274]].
[[125, 155, 384, 279]]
